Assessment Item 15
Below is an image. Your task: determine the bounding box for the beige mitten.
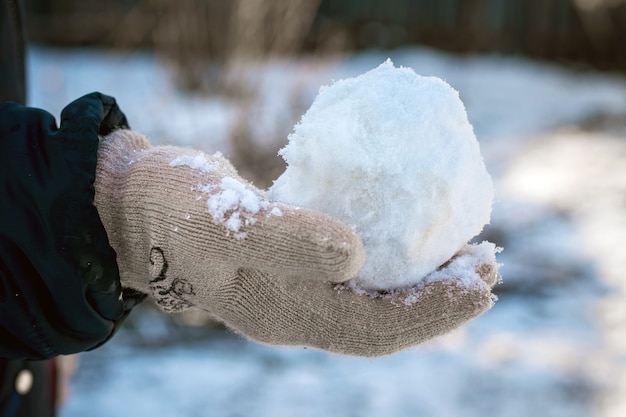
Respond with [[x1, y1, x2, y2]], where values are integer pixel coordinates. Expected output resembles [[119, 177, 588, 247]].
[[95, 129, 498, 357]]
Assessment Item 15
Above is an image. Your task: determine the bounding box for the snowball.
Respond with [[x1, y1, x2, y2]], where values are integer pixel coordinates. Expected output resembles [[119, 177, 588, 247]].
[[268, 60, 494, 291]]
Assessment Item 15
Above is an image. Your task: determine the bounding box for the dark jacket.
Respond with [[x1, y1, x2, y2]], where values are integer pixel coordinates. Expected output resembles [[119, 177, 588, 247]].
[[1, 3, 143, 361], [0, 93, 145, 360], [1, 2, 143, 416], [1, 3, 55, 415]]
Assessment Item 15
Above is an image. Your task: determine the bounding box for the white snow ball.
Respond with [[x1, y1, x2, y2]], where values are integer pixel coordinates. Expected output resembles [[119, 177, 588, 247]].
[[268, 60, 494, 291]]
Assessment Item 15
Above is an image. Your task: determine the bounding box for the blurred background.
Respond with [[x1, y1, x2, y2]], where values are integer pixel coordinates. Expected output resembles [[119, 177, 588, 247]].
[[19, 0, 626, 416]]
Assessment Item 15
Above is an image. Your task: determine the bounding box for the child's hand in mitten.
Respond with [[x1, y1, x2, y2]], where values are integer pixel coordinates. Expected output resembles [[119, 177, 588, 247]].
[[95, 129, 497, 357]]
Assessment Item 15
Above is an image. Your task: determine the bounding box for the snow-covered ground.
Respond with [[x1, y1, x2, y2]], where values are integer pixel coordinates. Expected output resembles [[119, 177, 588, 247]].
[[27, 46, 626, 417]]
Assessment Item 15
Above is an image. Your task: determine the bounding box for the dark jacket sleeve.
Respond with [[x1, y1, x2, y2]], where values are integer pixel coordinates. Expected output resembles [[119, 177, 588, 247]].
[[0, 92, 145, 360]]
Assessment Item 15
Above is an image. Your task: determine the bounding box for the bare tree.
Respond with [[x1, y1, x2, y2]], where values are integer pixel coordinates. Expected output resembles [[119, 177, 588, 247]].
[[149, 0, 321, 92]]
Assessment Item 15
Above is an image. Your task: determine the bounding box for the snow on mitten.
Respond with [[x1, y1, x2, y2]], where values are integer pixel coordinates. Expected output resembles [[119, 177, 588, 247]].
[[94, 129, 498, 357]]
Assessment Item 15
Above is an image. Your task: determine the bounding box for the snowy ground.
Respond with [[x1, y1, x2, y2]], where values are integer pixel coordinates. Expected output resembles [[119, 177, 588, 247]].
[[27, 46, 626, 417]]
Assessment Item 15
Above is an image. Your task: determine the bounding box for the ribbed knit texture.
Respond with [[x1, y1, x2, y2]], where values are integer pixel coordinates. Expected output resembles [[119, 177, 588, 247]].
[[93, 129, 497, 357]]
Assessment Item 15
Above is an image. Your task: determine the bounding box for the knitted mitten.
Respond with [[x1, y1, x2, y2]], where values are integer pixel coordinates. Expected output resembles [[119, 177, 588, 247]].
[[94, 129, 498, 357]]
